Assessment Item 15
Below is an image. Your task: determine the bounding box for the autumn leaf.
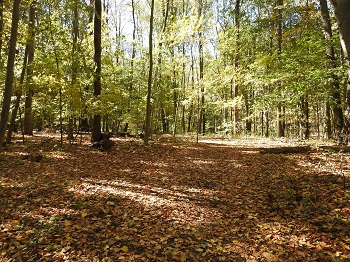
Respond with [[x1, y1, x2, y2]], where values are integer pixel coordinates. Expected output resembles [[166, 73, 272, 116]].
[[81, 210, 88, 218], [120, 246, 128, 252]]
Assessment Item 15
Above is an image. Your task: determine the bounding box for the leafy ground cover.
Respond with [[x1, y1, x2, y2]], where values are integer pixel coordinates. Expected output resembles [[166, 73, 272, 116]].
[[1, 134, 350, 261]]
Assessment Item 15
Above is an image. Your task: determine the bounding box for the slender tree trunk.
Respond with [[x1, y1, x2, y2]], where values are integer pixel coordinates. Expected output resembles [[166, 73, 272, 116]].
[[6, 44, 29, 144], [182, 105, 186, 133], [320, 0, 344, 139], [0, 0, 3, 60], [276, 0, 285, 137], [124, 0, 138, 134], [154, 0, 169, 135], [91, 0, 102, 142], [187, 48, 195, 132], [197, 0, 205, 135], [181, 44, 186, 134], [160, 108, 167, 133], [265, 111, 269, 137], [244, 92, 252, 134], [180, 43, 186, 134], [326, 101, 332, 138], [261, 111, 264, 136], [0, 0, 21, 146], [301, 95, 310, 139], [329, 0, 350, 143], [23, 1, 36, 135], [68, 1, 79, 142], [172, 51, 179, 136], [233, 0, 240, 134], [47, 3, 63, 146], [144, 0, 155, 145]]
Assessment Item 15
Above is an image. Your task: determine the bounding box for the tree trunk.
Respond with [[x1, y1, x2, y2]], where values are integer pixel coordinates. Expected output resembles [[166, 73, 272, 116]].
[[197, 0, 205, 135], [0, 0, 21, 146], [173, 55, 179, 136], [265, 110, 269, 137], [182, 105, 186, 133], [23, 1, 36, 135], [0, 0, 3, 60], [161, 108, 167, 133], [326, 101, 332, 139], [123, 0, 138, 134], [329, 0, 350, 143], [276, 0, 285, 137], [261, 111, 264, 136], [6, 42, 29, 144], [187, 50, 195, 133], [144, 0, 155, 145], [244, 92, 252, 134], [68, 1, 80, 141], [234, 0, 240, 134], [320, 0, 344, 139], [91, 0, 102, 142], [301, 95, 310, 139]]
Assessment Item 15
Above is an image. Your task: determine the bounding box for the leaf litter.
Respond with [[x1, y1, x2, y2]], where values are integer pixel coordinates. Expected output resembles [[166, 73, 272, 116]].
[[0, 134, 350, 261]]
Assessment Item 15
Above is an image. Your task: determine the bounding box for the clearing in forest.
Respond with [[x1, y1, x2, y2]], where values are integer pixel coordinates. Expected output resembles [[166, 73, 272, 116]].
[[1, 134, 350, 261]]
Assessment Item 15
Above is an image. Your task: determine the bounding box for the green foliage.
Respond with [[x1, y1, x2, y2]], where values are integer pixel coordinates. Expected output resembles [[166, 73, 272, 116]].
[[0, 0, 348, 138]]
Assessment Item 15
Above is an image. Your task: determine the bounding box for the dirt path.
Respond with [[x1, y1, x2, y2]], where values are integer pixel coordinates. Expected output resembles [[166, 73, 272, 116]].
[[1, 135, 350, 261]]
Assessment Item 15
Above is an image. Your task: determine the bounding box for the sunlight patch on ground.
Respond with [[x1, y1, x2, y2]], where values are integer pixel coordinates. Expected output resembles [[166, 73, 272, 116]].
[[70, 181, 221, 226], [254, 221, 338, 258], [199, 137, 315, 148], [140, 160, 169, 167], [172, 145, 202, 151], [172, 185, 218, 197], [80, 178, 219, 198], [241, 150, 259, 154], [39, 207, 77, 217], [291, 153, 350, 179], [47, 152, 71, 160], [1, 151, 25, 158], [0, 178, 25, 188], [191, 159, 215, 165], [119, 168, 133, 173]]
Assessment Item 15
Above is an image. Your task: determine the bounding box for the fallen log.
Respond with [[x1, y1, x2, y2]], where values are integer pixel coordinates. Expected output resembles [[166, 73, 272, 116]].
[[259, 146, 311, 154], [319, 146, 350, 153], [260, 145, 350, 154]]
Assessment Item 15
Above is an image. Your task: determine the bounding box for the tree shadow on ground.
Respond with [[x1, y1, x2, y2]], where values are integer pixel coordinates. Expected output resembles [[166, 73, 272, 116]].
[[1, 138, 350, 261]]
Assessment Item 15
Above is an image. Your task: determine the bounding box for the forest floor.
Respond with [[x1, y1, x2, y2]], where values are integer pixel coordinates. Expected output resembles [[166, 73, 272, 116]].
[[1, 133, 350, 261]]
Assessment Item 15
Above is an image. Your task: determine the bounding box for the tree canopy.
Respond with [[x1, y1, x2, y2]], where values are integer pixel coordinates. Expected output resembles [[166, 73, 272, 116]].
[[0, 0, 349, 143]]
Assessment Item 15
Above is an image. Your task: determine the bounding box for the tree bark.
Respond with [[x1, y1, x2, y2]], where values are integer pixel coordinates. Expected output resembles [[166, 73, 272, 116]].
[[260, 145, 350, 154], [326, 101, 332, 139], [276, 0, 285, 137], [330, 0, 350, 143], [144, 0, 155, 145], [0, 0, 21, 146], [91, 0, 102, 142], [244, 92, 252, 134], [300, 95, 310, 139], [123, 0, 138, 134], [320, 0, 344, 139], [260, 146, 311, 154], [233, 0, 240, 134], [197, 0, 205, 135], [23, 0, 36, 135], [6, 42, 29, 144], [0, 0, 3, 60], [68, 1, 80, 141]]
